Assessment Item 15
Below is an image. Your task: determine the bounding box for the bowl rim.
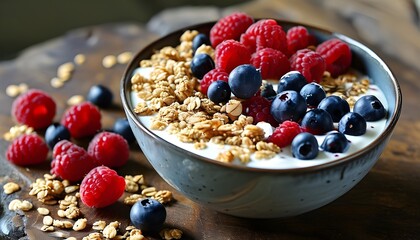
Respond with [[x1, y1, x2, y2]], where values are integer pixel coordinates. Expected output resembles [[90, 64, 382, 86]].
[[120, 19, 402, 174]]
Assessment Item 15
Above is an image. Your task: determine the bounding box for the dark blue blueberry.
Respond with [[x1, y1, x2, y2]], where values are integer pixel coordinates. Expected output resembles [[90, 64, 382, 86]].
[[87, 84, 113, 108], [353, 95, 386, 121], [113, 118, 135, 144], [270, 90, 307, 123], [228, 64, 262, 99], [292, 132, 319, 160], [207, 80, 231, 104], [317, 95, 350, 122], [300, 83, 326, 107], [192, 33, 211, 54], [45, 123, 71, 149], [130, 198, 166, 233], [260, 82, 277, 100], [190, 53, 215, 79], [301, 108, 334, 135], [338, 112, 366, 136], [320, 131, 349, 153], [276, 71, 307, 93]]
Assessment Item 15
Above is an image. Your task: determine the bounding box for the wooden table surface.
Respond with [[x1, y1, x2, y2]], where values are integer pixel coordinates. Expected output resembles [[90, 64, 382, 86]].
[[1, 1, 420, 239]]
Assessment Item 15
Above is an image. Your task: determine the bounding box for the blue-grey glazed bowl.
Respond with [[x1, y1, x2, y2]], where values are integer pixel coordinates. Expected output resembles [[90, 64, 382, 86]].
[[121, 20, 402, 218]]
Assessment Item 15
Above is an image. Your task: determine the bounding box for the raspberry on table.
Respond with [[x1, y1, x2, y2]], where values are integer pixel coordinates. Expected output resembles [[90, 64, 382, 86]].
[[61, 102, 102, 138], [242, 95, 278, 126], [289, 49, 326, 83], [287, 26, 311, 55], [210, 12, 254, 48], [250, 48, 290, 80], [268, 120, 302, 148], [215, 40, 251, 73], [240, 19, 288, 54], [88, 131, 129, 168], [80, 166, 126, 208], [6, 134, 49, 166], [316, 38, 352, 77], [51, 140, 97, 181], [199, 68, 229, 95], [11, 89, 56, 129]]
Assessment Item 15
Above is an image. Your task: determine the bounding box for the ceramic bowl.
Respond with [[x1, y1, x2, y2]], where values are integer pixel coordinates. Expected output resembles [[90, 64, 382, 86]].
[[120, 20, 402, 218]]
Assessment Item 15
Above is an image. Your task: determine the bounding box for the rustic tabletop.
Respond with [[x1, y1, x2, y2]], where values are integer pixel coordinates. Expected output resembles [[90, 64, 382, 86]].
[[1, 0, 419, 239]]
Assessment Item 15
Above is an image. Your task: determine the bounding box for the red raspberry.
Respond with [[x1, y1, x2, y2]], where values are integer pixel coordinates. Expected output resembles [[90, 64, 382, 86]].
[[61, 102, 101, 138], [6, 134, 48, 166], [210, 12, 254, 48], [316, 38, 352, 77], [215, 40, 251, 73], [250, 48, 290, 80], [51, 140, 97, 181], [268, 121, 302, 148], [240, 19, 288, 54], [242, 95, 278, 126], [199, 68, 229, 95], [80, 166, 125, 208], [88, 131, 129, 168], [287, 26, 312, 55], [289, 49, 326, 83], [11, 89, 56, 129]]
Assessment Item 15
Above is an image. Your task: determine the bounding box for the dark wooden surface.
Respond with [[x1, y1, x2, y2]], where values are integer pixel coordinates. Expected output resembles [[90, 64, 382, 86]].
[[1, 1, 420, 239]]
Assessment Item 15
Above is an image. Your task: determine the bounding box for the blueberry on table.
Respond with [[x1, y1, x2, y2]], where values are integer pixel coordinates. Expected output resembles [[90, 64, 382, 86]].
[[276, 71, 307, 93], [192, 33, 211, 53], [113, 118, 135, 144], [301, 108, 334, 135], [338, 112, 367, 136], [87, 84, 113, 108], [190, 53, 215, 79], [353, 95, 386, 121], [320, 131, 349, 153], [260, 82, 277, 100], [317, 95, 350, 122], [270, 90, 307, 123], [228, 64, 262, 99], [45, 123, 71, 149], [130, 198, 166, 233], [292, 132, 319, 160], [207, 80, 231, 104], [300, 82, 326, 107]]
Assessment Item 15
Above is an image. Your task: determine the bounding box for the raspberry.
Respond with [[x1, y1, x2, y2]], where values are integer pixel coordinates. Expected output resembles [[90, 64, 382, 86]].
[[199, 68, 229, 95], [11, 89, 56, 129], [88, 131, 129, 168], [286, 26, 311, 55], [6, 134, 48, 166], [80, 166, 125, 208], [250, 48, 290, 80], [289, 49, 326, 83], [242, 95, 278, 126], [215, 40, 251, 73], [240, 19, 288, 54], [51, 140, 97, 181], [316, 38, 352, 77], [61, 102, 101, 138], [268, 121, 302, 148], [210, 12, 254, 48]]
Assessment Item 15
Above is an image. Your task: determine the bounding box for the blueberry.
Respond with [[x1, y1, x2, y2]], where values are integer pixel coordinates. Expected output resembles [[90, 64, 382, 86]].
[[276, 71, 307, 93], [192, 33, 211, 54], [317, 95, 350, 122], [292, 132, 319, 160], [260, 82, 277, 100], [190, 53, 215, 79], [87, 84, 113, 108], [320, 131, 349, 153], [301, 108, 334, 135], [300, 83, 326, 107], [338, 112, 366, 136], [113, 118, 135, 144], [270, 90, 307, 123], [45, 123, 71, 149], [207, 80, 231, 104], [353, 95, 386, 121], [130, 198, 166, 233], [228, 64, 262, 99]]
